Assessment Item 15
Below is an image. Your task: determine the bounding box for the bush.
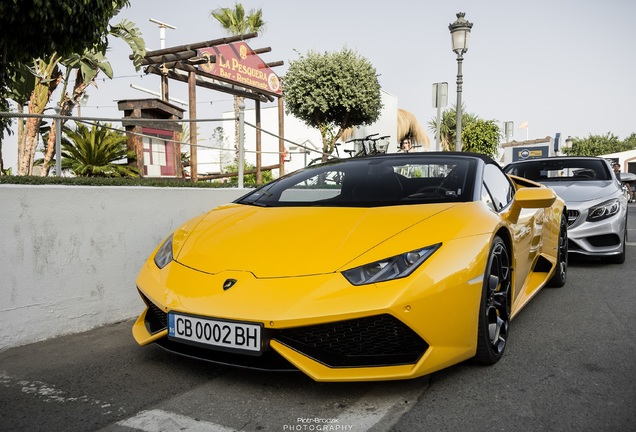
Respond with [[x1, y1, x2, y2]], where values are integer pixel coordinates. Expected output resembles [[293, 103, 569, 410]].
[[0, 175, 229, 188]]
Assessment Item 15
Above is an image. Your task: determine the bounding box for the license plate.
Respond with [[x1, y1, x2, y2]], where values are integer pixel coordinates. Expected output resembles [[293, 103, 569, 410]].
[[168, 313, 262, 354]]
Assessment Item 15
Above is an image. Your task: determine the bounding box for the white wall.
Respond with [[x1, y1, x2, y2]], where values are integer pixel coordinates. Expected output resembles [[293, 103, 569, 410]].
[[600, 150, 636, 174], [0, 185, 245, 350]]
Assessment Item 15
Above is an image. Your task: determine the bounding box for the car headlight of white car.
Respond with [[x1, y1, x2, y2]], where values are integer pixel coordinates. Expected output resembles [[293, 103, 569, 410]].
[[586, 198, 620, 222]]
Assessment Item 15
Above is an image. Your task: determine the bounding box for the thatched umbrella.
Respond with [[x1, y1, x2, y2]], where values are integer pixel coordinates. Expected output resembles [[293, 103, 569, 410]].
[[339, 109, 431, 151], [397, 109, 430, 150]]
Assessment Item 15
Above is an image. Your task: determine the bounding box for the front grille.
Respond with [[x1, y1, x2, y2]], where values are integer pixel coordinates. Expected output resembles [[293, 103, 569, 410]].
[[567, 209, 580, 226], [140, 291, 168, 334], [139, 293, 427, 370], [274, 314, 428, 368]]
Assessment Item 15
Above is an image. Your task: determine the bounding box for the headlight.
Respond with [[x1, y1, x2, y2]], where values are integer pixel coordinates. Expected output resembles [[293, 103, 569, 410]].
[[153, 235, 174, 269], [587, 199, 620, 222], [342, 244, 441, 286]]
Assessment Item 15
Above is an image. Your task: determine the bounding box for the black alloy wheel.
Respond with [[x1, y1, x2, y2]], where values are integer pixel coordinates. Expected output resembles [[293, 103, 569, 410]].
[[548, 212, 568, 287], [475, 236, 511, 365]]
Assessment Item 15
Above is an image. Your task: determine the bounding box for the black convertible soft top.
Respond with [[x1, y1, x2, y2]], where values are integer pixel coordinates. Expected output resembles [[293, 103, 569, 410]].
[[236, 152, 491, 208]]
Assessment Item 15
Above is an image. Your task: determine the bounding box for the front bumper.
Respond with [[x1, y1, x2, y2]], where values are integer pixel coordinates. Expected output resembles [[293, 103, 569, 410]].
[[132, 235, 489, 381], [134, 300, 428, 370], [566, 206, 626, 257]]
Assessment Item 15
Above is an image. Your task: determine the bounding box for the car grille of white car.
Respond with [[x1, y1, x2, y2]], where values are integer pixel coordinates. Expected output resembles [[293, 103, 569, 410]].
[[567, 209, 580, 226]]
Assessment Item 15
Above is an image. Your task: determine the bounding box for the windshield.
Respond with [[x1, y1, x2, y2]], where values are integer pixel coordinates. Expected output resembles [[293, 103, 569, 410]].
[[505, 158, 612, 182], [236, 155, 477, 207]]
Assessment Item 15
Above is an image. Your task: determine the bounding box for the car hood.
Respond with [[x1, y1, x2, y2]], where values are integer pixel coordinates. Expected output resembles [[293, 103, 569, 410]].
[[543, 180, 617, 203], [173, 202, 458, 278]]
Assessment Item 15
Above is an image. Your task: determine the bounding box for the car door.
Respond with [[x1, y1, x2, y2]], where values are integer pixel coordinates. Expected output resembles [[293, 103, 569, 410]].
[[482, 164, 544, 306]]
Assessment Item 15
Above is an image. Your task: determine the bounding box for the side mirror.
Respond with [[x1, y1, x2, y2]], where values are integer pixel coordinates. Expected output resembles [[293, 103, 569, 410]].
[[619, 172, 636, 182], [505, 187, 557, 223]]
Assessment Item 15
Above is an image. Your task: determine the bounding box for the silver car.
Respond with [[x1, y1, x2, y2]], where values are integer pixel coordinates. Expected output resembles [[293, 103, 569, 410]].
[[504, 156, 628, 264]]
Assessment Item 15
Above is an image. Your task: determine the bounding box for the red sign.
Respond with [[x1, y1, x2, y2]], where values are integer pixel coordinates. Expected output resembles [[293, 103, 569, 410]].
[[197, 41, 282, 96]]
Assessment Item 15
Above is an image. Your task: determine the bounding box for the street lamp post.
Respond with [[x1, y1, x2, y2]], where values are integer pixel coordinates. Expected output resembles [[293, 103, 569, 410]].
[[449, 12, 473, 151]]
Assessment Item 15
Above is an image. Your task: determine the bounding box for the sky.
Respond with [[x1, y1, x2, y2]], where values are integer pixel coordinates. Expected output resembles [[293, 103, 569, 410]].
[[3, 0, 636, 169]]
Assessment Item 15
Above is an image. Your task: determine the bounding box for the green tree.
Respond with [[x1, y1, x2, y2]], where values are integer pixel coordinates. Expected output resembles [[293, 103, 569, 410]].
[[564, 133, 636, 156], [284, 48, 383, 161], [462, 119, 501, 157], [41, 18, 145, 176], [9, 17, 145, 176], [426, 104, 478, 151], [210, 3, 265, 160], [53, 122, 139, 177], [0, 0, 130, 145], [623, 133, 636, 149], [211, 126, 234, 172]]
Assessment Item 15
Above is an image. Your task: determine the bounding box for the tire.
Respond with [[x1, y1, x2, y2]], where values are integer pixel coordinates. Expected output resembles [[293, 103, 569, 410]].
[[474, 236, 512, 365], [548, 212, 568, 287]]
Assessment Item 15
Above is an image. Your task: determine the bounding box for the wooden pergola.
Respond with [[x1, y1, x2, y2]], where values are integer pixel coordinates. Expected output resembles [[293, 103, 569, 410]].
[[130, 32, 285, 182]]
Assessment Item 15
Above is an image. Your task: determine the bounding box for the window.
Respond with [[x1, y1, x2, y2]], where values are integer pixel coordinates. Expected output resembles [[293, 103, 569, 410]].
[[237, 156, 477, 208], [142, 134, 175, 177], [481, 184, 496, 211], [482, 164, 514, 211], [505, 159, 611, 181]]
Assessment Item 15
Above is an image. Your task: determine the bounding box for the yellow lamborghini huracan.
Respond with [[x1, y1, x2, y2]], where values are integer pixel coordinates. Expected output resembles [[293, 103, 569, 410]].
[[133, 152, 568, 382]]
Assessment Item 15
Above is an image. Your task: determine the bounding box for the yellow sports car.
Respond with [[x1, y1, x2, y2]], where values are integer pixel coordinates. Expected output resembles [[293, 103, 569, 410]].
[[133, 152, 567, 382]]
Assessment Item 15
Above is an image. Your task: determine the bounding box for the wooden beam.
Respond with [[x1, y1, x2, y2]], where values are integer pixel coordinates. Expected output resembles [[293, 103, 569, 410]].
[[198, 164, 279, 180], [255, 99, 262, 185], [278, 96, 285, 176], [188, 71, 198, 182], [132, 32, 258, 60], [141, 50, 198, 66], [253, 47, 272, 54], [265, 61, 284, 68]]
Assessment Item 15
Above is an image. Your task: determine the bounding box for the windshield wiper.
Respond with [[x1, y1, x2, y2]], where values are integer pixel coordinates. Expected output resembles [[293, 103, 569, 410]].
[[238, 199, 268, 207]]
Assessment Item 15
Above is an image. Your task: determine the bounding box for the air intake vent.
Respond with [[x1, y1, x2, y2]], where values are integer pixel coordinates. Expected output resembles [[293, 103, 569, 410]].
[[275, 314, 428, 367]]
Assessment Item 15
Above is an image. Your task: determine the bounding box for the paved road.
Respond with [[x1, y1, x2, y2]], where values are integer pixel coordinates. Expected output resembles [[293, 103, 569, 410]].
[[1, 204, 635, 432]]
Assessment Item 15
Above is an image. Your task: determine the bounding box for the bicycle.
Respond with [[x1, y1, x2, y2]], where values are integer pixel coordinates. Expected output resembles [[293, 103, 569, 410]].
[[307, 142, 344, 166], [343, 133, 391, 158], [307, 133, 390, 166]]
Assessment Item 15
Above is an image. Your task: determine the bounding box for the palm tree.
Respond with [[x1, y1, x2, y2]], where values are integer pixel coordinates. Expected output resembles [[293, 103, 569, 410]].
[[39, 18, 146, 175], [210, 3, 265, 153], [427, 104, 477, 151], [15, 54, 63, 176], [55, 122, 139, 177], [211, 3, 265, 35], [10, 11, 145, 177]]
